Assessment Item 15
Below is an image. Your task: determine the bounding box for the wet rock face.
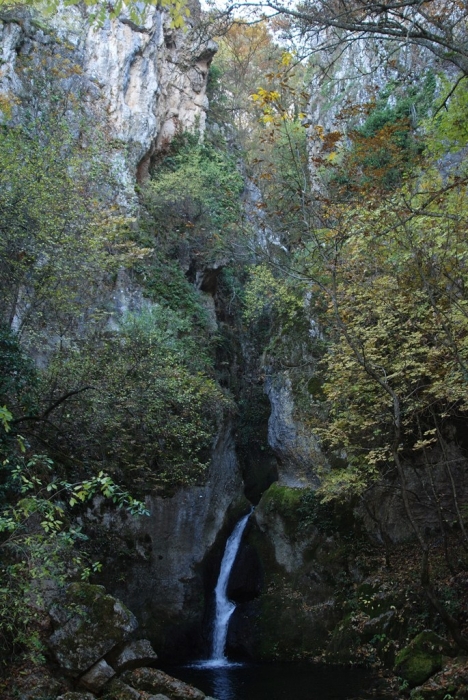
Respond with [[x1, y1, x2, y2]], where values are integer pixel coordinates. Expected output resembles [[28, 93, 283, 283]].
[[226, 542, 263, 603], [94, 423, 245, 660], [228, 485, 342, 660]]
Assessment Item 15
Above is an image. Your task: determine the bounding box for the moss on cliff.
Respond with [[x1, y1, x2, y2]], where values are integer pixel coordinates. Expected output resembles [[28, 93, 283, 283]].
[[260, 483, 303, 538]]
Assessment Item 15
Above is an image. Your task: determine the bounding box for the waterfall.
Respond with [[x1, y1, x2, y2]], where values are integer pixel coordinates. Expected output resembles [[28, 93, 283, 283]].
[[209, 511, 251, 667]]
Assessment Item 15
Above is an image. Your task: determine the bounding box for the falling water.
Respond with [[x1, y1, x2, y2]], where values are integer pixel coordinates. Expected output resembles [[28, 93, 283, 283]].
[[209, 511, 251, 667]]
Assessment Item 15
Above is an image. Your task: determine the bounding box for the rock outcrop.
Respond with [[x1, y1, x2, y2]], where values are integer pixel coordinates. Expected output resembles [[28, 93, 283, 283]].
[[90, 422, 245, 659], [46, 583, 216, 700], [121, 668, 205, 700], [395, 631, 456, 688], [0, 1, 245, 664], [265, 373, 324, 489], [227, 483, 341, 660], [0, 1, 216, 187], [49, 583, 138, 675]]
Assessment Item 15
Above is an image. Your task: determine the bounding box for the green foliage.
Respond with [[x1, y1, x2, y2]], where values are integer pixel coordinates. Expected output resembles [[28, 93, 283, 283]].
[[207, 22, 287, 151], [0, 52, 240, 671], [360, 72, 436, 137], [298, 489, 344, 536], [0, 98, 131, 344], [0, 443, 148, 666], [252, 115, 311, 247], [133, 255, 212, 353], [0, 324, 37, 415], [306, 164, 468, 502], [244, 264, 304, 329], [426, 76, 468, 155], [42, 308, 232, 492], [142, 133, 244, 266], [323, 74, 436, 193], [248, 70, 468, 520]]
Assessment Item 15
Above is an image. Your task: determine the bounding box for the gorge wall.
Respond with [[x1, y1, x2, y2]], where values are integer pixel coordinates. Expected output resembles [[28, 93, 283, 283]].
[[2, 5, 468, 695], [0, 0, 248, 664]]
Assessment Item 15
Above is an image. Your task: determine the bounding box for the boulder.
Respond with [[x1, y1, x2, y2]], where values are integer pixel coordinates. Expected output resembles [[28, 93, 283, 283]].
[[121, 668, 205, 700], [101, 678, 141, 700], [56, 694, 96, 700], [106, 639, 158, 672], [409, 657, 468, 700], [327, 613, 362, 663], [395, 631, 453, 688], [10, 667, 64, 700], [48, 583, 138, 674], [79, 659, 116, 692]]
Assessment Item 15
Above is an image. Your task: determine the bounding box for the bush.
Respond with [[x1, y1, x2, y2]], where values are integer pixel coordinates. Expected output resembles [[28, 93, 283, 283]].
[[141, 132, 244, 265], [41, 308, 233, 492]]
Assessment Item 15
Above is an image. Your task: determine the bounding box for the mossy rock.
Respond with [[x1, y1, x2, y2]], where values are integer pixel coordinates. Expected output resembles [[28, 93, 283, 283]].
[[409, 657, 468, 700], [327, 613, 362, 663], [259, 483, 303, 537], [48, 583, 138, 674], [395, 631, 452, 687], [261, 483, 302, 516]]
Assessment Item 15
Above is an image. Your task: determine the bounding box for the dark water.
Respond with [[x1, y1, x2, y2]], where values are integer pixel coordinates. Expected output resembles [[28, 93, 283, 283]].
[[163, 662, 372, 700]]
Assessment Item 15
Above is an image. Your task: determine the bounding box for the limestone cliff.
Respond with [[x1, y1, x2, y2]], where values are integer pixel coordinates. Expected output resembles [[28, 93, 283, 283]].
[[0, 3, 216, 185]]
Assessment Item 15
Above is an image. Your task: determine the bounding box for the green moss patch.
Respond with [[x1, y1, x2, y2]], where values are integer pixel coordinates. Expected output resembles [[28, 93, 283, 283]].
[[395, 631, 451, 687], [260, 483, 303, 537]]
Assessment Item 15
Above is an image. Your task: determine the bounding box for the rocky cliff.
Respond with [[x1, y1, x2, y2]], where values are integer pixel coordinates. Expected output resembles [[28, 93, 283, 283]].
[[88, 422, 247, 659], [0, 2, 216, 185]]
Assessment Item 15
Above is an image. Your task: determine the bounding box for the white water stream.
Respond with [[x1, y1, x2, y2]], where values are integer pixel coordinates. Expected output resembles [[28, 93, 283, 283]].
[[191, 511, 251, 669]]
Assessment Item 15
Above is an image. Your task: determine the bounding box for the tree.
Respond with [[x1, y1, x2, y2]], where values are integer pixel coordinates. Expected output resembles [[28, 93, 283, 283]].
[[37, 308, 232, 493], [0, 434, 148, 666], [208, 21, 284, 148], [0, 103, 132, 345], [232, 0, 468, 76], [245, 69, 468, 646], [142, 132, 244, 267]]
